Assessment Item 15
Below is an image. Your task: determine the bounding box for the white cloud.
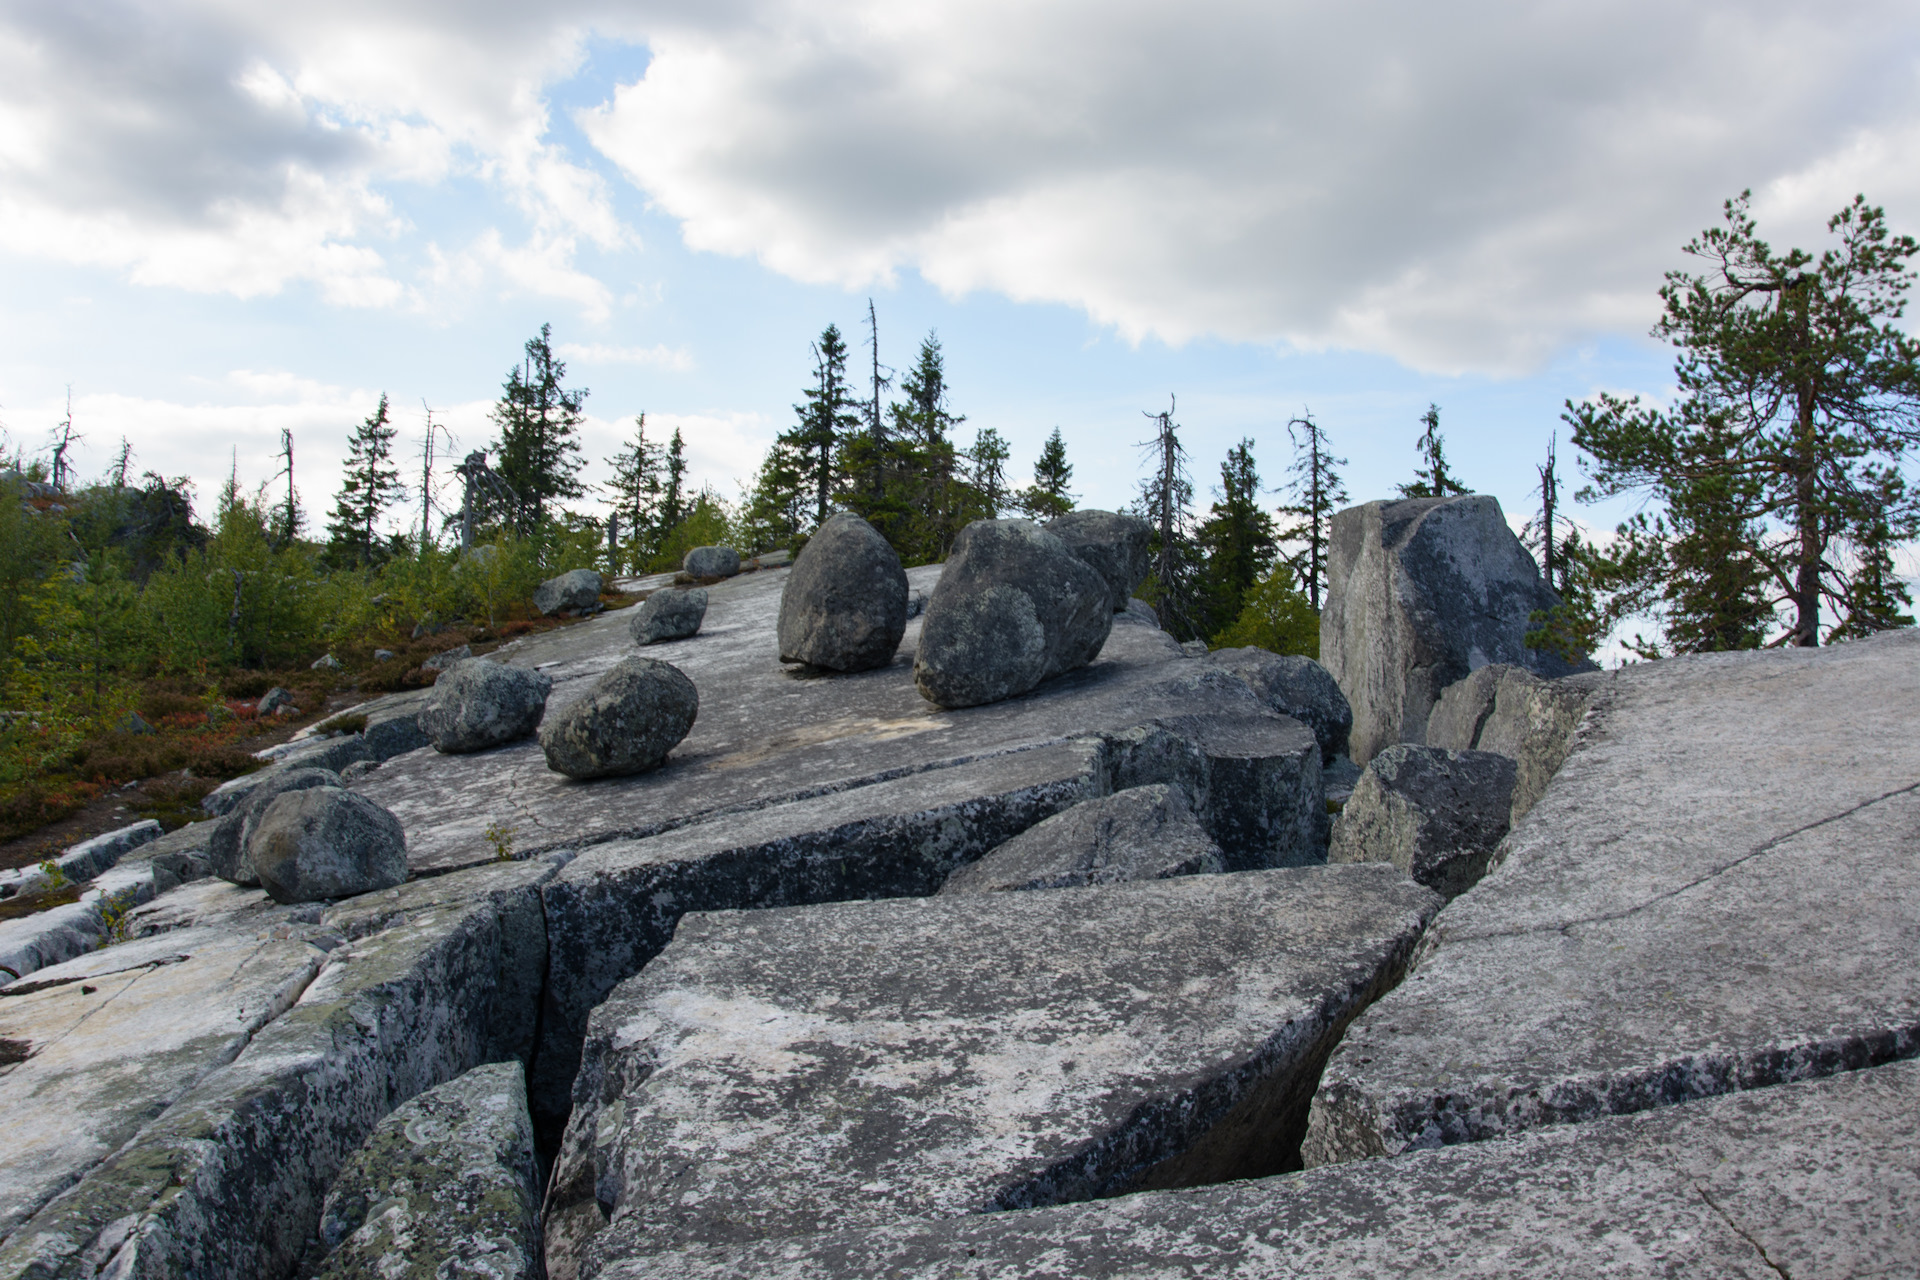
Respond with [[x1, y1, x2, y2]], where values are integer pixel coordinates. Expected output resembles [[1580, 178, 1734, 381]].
[[556, 342, 693, 371]]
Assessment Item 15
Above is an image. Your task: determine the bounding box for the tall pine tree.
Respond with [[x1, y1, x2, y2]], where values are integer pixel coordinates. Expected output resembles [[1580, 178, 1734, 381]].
[[1195, 439, 1278, 639], [1272, 410, 1347, 611], [325, 393, 406, 567], [1136, 399, 1198, 639], [491, 323, 587, 534], [1397, 404, 1468, 499], [1015, 428, 1076, 520], [782, 324, 862, 528]]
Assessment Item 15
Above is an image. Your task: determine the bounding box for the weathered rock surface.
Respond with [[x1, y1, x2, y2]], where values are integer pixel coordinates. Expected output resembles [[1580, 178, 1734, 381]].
[[209, 766, 343, 886], [419, 658, 554, 753], [1422, 661, 1509, 753], [777, 512, 907, 671], [1469, 665, 1604, 824], [538, 655, 698, 779], [1327, 744, 1516, 900], [248, 786, 409, 904], [422, 643, 473, 672], [1045, 509, 1152, 612], [1321, 495, 1586, 764], [939, 783, 1223, 893], [681, 545, 740, 579], [1205, 648, 1351, 764], [914, 519, 1113, 708], [535, 568, 604, 616], [608, 1056, 1920, 1280], [0, 819, 160, 899], [629, 586, 708, 645], [550, 866, 1440, 1272], [313, 1060, 541, 1280], [1304, 628, 1920, 1167]]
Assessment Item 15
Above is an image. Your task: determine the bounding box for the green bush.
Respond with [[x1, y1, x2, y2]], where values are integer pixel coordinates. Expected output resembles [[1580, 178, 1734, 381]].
[[1211, 564, 1321, 658]]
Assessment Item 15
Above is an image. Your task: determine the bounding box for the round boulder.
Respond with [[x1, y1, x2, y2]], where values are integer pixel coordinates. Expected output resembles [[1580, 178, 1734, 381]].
[[539, 655, 698, 779], [248, 787, 408, 904], [914, 518, 1113, 709], [682, 545, 741, 579], [419, 659, 554, 753], [630, 587, 708, 646], [776, 513, 908, 672], [1044, 510, 1152, 612], [209, 767, 344, 886], [533, 568, 603, 617]]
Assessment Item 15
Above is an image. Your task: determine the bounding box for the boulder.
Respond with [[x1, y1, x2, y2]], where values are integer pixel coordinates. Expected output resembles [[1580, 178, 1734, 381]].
[[630, 587, 708, 645], [939, 784, 1224, 894], [209, 767, 344, 886], [1320, 495, 1588, 764], [1123, 597, 1159, 628], [776, 512, 908, 671], [1327, 744, 1516, 901], [1425, 664, 1603, 825], [247, 786, 408, 903], [310, 653, 343, 671], [422, 643, 472, 672], [534, 568, 603, 616], [914, 519, 1113, 709], [313, 1061, 542, 1280], [682, 545, 741, 579], [373, 648, 395, 662], [1046, 509, 1152, 611], [258, 686, 297, 716], [539, 655, 698, 779], [418, 658, 552, 753], [1206, 648, 1352, 764]]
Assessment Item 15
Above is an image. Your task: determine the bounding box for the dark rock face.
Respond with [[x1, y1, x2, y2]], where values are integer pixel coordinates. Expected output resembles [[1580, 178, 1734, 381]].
[[682, 546, 741, 579], [1327, 744, 1516, 900], [1045, 509, 1152, 612], [914, 519, 1113, 709], [1321, 495, 1588, 764], [538, 655, 698, 779], [209, 767, 343, 886], [629, 587, 708, 645], [534, 569, 604, 616], [1206, 648, 1352, 764], [939, 783, 1224, 894], [419, 658, 554, 754], [248, 787, 409, 903], [777, 512, 908, 672], [313, 1061, 542, 1280]]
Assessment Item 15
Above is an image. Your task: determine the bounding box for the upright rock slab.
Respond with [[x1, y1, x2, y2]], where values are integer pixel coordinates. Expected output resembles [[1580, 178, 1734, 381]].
[[550, 866, 1440, 1273], [1327, 744, 1516, 900], [1045, 509, 1151, 612], [1304, 628, 1920, 1167], [777, 512, 908, 672], [1321, 495, 1583, 764], [939, 783, 1224, 893]]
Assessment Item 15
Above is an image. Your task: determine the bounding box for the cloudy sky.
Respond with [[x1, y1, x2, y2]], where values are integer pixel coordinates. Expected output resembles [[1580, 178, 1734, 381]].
[[2, 0, 1917, 543]]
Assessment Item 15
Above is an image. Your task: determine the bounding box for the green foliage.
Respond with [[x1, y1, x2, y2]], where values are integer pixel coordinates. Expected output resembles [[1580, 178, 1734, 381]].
[[1135, 401, 1199, 640], [1013, 427, 1076, 521], [1211, 563, 1320, 658], [645, 490, 737, 573], [492, 323, 588, 533], [1396, 404, 1468, 499], [326, 393, 407, 569], [783, 324, 863, 529], [1193, 439, 1277, 638]]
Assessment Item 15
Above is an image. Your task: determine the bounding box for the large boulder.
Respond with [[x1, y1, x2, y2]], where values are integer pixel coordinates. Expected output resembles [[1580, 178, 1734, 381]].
[[1206, 648, 1352, 764], [1321, 495, 1589, 764], [418, 658, 553, 753], [630, 587, 708, 645], [1045, 509, 1152, 612], [247, 786, 408, 903], [1426, 664, 1603, 824], [682, 545, 741, 579], [1327, 744, 1516, 901], [940, 784, 1224, 894], [533, 568, 603, 617], [914, 519, 1113, 709], [208, 766, 343, 886], [777, 512, 908, 672], [539, 655, 698, 779]]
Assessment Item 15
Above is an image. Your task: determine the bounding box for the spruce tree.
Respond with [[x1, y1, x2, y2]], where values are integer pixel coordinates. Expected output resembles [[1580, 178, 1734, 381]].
[[1272, 411, 1347, 611], [1136, 399, 1198, 639], [1195, 439, 1278, 639], [604, 413, 663, 571], [965, 427, 1011, 518], [326, 393, 406, 568], [491, 323, 587, 534], [782, 325, 862, 529], [1015, 428, 1076, 520], [889, 332, 967, 559], [1396, 404, 1467, 499]]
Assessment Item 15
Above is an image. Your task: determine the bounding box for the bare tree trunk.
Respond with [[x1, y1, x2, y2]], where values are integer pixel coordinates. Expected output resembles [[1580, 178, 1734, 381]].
[[1793, 391, 1821, 646]]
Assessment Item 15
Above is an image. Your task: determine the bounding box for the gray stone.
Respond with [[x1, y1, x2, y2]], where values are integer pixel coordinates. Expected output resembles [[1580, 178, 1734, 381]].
[[423, 643, 473, 672], [1321, 495, 1587, 764], [681, 545, 741, 579], [209, 766, 343, 886], [313, 1061, 541, 1280], [1423, 661, 1510, 751], [340, 759, 379, 783], [373, 648, 396, 662], [248, 787, 409, 904], [1180, 638, 1209, 657], [534, 568, 604, 616], [939, 783, 1224, 893], [905, 588, 927, 619], [311, 653, 343, 671], [1327, 744, 1517, 900], [914, 519, 1113, 708], [538, 655, 698, 779], [549, 867, 1440, 1273], [776, 512, 908, 672], [419, 658, 553, 753], [1205, 648, 1352, 764], [1425, 664, 1603, 825], [629, 587, 708, 645], [361, 692, 433, 760], [1123, 597, 1159, 628], [258, 686, 297, 716], [603, 1057, 1920, 1280], [1303, 629, 1920, 1168], [1045, 509, 1152, 611]]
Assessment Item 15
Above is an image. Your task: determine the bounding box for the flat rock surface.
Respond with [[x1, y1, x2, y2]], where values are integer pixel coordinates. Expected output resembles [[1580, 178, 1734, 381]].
[[1304, 628, 1920, 1165], [610, 1055, 1920, 1280], [561, 865, 1439, 1269]]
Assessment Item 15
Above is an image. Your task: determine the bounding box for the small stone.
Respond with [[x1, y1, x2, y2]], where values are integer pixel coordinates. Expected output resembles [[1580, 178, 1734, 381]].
[[208, 767, 344, 886], [533, 569, 603, 617], [539, 655, 698, 780], [372, 648, 396, 663], [777, 513, 908, 672], [1045, 509, 1152, 612], [422, 644, 472, 673], [1122, 597, 1160, 628], [418, 659, 553, 753], [682, 545, 742, 579], [630, 587, 708, 645], [1327, 744, 1516, 901], [247, 786, 408, 903], [310, 653, 343, 671], [258, 687, 297, 715], [940, 784, 1225, 894], [340, 760, 380, 783], [1206, 648, 1353, 764]]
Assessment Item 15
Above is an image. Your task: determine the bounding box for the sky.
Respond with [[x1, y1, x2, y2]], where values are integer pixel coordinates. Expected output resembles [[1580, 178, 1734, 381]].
[[2, 1, 1918, 559]]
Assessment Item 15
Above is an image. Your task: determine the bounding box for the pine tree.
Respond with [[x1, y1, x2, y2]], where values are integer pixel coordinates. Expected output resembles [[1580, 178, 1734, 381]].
[[491, 323, 587, 534], [1272, 411, 1347, 611], [889, 332, 967, 559], [1135, 399, 1199, 639], [1397, 404, 1468, 499], [604, 414, 663, 572], [965, 427, 1011, 518], [781, 324, 862, 529], [1015, 428, 1076, 520], [1195, 439, 1278, 639], [741, 440, 810, 552], [325, 393, 407, 568], [661, 428, 689, 534]]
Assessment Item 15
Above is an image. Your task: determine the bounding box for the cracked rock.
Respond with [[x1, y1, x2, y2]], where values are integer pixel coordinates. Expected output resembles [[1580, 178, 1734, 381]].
[[1327, 744, 1516, 900], [939, 783, 1224, 893]]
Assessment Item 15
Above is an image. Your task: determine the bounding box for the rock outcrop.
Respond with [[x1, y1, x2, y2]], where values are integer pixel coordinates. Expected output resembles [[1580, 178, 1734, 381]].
[[628, 587, 707, 645], [1045, 509, 1151, 612], [538, 655, 698, 779], [1426, 663, 1603, 824], [1327, 744, 1516, 900], [681, 545, 741, 579], [418, 658, 554, 753], [209, 766, 343, 886], [248, 787, 409, 903], [938, 783, 1224, 893], [534, 569, 603, 616], [914, 518, 1113, 708], [1206, 647, 1352, 764], [777, 512, 908, 671]]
